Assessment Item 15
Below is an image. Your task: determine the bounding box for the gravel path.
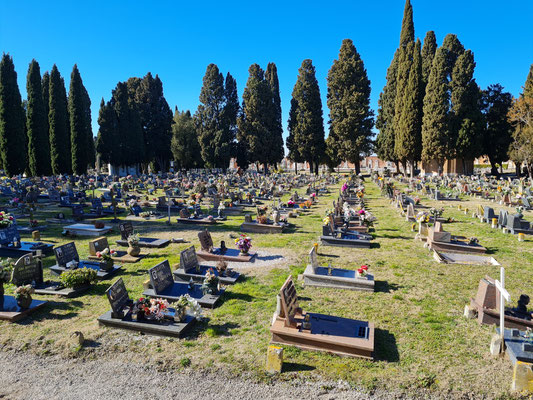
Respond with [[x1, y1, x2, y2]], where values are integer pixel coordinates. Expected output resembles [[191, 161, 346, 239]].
[[0, 350, 409, 400]]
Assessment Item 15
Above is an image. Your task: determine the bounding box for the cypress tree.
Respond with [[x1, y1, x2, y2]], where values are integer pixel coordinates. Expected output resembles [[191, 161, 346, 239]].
[[326, 39, 374, 173], [287, 59, 325, 175], [68, 65, 89, 175], [127, 73, 172, 171], [524, 64, 533, 98], [399, 0, 414, 48], [95, 98, 118, 166], [82, 82, 95, 169], [421, 47, 450, 169], [195, 64, 225, 168], [0, 54, 27, 175], [42, 71, 50, 141], [48, 65, 72, 174], [171, 109, 203, 169], [376, 51, 399, 164], [237, 64, 272, 171], [421, 31, 437, 88], [26, 59, 52, 176], [222, 72, 239, 168], [395, 39, 423, 177], [265, 63, 284, 167]]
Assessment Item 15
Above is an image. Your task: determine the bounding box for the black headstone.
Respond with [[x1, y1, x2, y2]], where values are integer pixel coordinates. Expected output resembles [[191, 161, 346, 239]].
[[0, 224, 21, 246], [106, 278, 130, 318], [11, 254, 43, 286], [119, 222, 134, 240], [54, 242, 79, 268], [198, 230, 213, 252], [179, 246, 199, 273], [149, 260, 174, 294]]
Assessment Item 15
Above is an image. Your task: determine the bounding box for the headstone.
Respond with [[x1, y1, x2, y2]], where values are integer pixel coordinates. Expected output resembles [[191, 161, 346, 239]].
[[308, 247, 318, 273], [11, 254, 43, 286], [180, 246, 199, 273], [131, 205, 142, 216], [148, 260, 174, 294], [198, 230, 213, 252], [498, 210, 508, 228], [88, 237, 110, 256], [54, 242, 80, 268], [0, 225, 20, 246], [119, 222, 134, 240], [106, 278, 130, 318]]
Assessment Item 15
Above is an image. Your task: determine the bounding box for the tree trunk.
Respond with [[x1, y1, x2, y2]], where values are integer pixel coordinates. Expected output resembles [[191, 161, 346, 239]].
[[394, 161, 400, 175], [294, 162, 297, 174], [410, 159, 415, 179], [314, 161, 319, 175], [309, 160, 313, 175], [515, 162, 521, 178], [354, 158, 361, 175]]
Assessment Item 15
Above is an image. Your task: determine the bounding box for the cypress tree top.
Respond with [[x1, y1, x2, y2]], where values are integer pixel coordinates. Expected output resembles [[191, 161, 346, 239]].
[[524, 64, 533, 98], [399, 0, 414, 49]]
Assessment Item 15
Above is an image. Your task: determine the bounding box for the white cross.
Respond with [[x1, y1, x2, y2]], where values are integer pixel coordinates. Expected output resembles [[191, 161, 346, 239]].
[[495, 267, 511, 340]]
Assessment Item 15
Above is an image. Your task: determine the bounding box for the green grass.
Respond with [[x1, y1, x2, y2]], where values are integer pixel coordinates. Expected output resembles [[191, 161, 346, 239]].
[[0, 179, 531, 398]]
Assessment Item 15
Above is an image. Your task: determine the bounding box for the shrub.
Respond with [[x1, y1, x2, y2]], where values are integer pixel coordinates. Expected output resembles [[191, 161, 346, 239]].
[[59, 268, 97, 288]]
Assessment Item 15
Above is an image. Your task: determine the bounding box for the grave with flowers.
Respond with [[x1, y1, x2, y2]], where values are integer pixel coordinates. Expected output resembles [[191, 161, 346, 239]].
[[87, 236, 145, 263], [97, 278, 198, 338], [173, 246, 241, 285], [320, 214, 372, 248], [0, 212, 53, 258], [49, 242, 122, 280], [115, 221, 170, 248], [303, 247, 374, 291], [143, 260, 223, 308], [195, 230, 255, 263]]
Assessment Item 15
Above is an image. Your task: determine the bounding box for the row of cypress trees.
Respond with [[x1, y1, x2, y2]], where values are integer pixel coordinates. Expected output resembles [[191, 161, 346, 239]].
[[0, 54, 95, 177]]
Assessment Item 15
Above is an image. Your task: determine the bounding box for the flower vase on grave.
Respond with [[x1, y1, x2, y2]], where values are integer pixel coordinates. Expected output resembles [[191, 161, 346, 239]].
[[174, 307, 187, 323], [101, 260, 114, 272], [17, 295, 32, 309], [127, 245, 141, 257], [271, 210, 280, 226]]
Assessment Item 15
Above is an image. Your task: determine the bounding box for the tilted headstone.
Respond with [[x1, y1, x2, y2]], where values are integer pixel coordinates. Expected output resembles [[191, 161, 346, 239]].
[[106, 278, 130, 318], [149, 260, 174, 294], [180, 246, 199, 273], [11, 253, 43, 286], [198, 230, 214, 252], [119, 222, 134, 240], [54, 242, 80, 268]]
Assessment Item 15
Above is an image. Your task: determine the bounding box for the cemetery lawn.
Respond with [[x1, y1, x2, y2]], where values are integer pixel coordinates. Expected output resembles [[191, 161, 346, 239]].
[[1, 180, 532, 399]]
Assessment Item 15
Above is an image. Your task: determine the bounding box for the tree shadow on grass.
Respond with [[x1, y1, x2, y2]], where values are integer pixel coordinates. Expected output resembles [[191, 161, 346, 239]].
[[374, 281, 401, 293], [282, 362, 316, 373], [374, 328, 399, 362]]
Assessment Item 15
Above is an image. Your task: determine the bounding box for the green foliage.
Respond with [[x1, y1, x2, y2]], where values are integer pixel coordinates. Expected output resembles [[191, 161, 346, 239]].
[[171, 109, 203, 169], [59, 268, 97, 288], [126, 73, 172, 171], [524, 64, 533, 98], [421, 31, 437, 88], [68, 65, 90, 175], [421, 47, 449, 166], [48, 64, 72, 174], [237, 64, 274, 170], [41, 71, 50, 145], [95, 98, 117, 165], [326, 39, 374, 172], [26, 59, 52, 176], [0, 54, 27, 175], [399, 0, 414, 49], [287, 59, 325, 174], [265, 63, 284, 166], [376, 51, 399, 163]]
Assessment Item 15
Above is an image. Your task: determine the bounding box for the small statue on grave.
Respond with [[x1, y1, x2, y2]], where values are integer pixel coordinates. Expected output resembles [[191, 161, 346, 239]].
[[509, 294, 533, 321], [327, 263, 332, 276], [302, 314, 311, 330], [220, 240, 227, 253]]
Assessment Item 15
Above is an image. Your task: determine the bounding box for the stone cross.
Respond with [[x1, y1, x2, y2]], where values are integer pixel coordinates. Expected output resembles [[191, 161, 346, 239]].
[[495, 267, 511, 341]]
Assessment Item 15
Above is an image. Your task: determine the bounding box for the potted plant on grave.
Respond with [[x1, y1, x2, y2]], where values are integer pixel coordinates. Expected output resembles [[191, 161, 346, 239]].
[[127, 233, 141, 256], [0, 258, 13, 310], [235, 234, 252, 255], [201, 269, 219, 295], [173, 294, 202, 322], [132, 297, 169, 322], [59, 267, 98, 289], [257, 215, 268, 225], [14, 284, 34, 309], [96, 248, 116, 271]]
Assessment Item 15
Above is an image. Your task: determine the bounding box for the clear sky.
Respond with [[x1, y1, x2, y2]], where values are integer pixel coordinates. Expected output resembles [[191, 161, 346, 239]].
[[1, 0, 532, 144]]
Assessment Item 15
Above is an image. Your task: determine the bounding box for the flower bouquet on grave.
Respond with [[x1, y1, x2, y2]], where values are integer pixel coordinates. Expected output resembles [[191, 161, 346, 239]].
[[0, 211, 15, 229], [132, 297, 169, 322], [287, 200, 295, 208], [235, 234, 252, 255], [14, 284, 34, 309], [257, 214, 268, 225], [468, 237, 479, 245], [201, 269, 220, 295], [29, 219, 39, 228], [174, 294, 202, 322], [96, 248, 116, 271], [356, 265, 369, 278]]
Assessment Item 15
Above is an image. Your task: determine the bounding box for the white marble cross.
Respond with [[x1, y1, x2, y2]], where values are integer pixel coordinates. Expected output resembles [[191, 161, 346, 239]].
[[495, 267, 511, 339]]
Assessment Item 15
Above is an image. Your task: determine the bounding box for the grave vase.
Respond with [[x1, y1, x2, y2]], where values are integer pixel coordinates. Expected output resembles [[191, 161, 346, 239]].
[[127, 245, 141, 257], [174, 307, 187, 323], [101, 260, 114, 272], [17, 295, 32, 309]]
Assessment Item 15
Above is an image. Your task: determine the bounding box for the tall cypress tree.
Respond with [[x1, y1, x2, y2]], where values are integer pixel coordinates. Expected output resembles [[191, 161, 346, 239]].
[[68, 65, 89, 175], [82, 81, 95, 169], [171, 109, 203, 169], [524, 64, 533, 98], [222, 72, 239, 168], [42, 71, 50, 142], [237, 64, 272, 171], [0, 54, 27, 175], [195, 64, 225, 168], [395, 39, 423, 176], [95, 98, 118, 166], [26, 59, 52, 176], [265, 63, 284, 167], [421, 31, 437, 88], [376, 51, 399, 164], [287, 59, 325, 175], [399, 0, 414, 48], [48, 65, 72, 174], [326, 39, 374, 173], [421, 47, 449, 169]]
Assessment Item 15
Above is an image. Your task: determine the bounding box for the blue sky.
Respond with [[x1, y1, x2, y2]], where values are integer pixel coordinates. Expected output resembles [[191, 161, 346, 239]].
[[1, 0, 532, 144]]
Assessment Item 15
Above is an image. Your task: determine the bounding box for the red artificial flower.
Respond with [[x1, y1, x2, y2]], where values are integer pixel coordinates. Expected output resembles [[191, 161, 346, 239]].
[[361, 265, 368, 271]]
